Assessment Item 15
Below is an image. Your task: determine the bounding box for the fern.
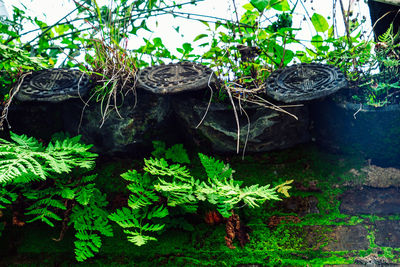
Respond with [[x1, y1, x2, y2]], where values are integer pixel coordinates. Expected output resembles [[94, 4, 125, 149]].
[[198, 153, 233, 183], [0, 132, 97, 184], [74, 231, 102, 262], [144, 158, 192, 182], [0, 132, 111, 262], [152, 141, 190, 164], [165, 144, 190, 164], [71, 188, 113, 262], [0, 187, 18, 209], [24, 188, 65, 227], [109, 206, 167, 246], [122, 170, 159, 210], [378, 24, 394, 43], [112, 146, 292, 247]]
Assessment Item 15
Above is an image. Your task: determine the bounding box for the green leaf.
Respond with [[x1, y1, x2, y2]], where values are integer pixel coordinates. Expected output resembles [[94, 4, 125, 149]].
[[311, 35, 323, 49], [250, 0, 290, 12], [270, 0, 290, 11], [61, 188, 75, 199], [193, 34, 208, 42], [250, 0, 268, 12], [182, 43, 193, 53], [243, 3, 255, 11], [76, 185, 94, 205], [311, 13, 329, 32], [165, 144, 190, 164]]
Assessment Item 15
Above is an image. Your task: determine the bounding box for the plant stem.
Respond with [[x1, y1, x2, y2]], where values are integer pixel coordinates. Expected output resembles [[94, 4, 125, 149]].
[[338, 0, 352, 48]]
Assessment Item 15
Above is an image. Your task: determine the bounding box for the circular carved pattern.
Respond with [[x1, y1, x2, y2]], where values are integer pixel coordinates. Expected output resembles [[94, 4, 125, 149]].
[[137, 62, 216, 94], [265, 63, 347, 103], [16, 68, 91, 102]]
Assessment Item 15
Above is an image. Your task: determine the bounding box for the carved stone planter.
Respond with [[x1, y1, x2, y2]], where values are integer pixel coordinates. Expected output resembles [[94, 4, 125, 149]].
[[2, 68, 91, 140]]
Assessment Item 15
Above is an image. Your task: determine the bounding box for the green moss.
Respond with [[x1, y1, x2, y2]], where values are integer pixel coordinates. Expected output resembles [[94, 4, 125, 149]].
[[1, 143, 399, 265]]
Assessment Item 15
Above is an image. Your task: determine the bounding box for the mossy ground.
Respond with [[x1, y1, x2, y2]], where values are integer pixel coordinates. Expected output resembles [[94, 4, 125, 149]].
[[0, 143, 397, 266]]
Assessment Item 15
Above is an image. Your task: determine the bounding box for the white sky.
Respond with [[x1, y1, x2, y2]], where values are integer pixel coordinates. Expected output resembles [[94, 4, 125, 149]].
[[2, 0, 373, 60]]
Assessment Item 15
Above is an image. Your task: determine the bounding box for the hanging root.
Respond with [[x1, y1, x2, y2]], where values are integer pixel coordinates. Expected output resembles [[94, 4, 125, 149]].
[[0, 72, 31, 131]]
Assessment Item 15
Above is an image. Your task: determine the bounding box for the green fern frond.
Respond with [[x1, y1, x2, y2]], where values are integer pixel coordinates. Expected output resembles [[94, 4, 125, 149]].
[[114, 145, 292, 247], [70, 189, 112, 262], [93, 216, 114, 237], [378, 24, 394, 43], [109, 206, 165, 246], [198, 153, 233, 182], [26, 198, 66, 211], [0, 153, 47, 183], [144, 158, 192, 182], [147, 205, 169, 220], [151, 141, 190, 164], [74, 231, 102, 262], [165, 144, 190, 164], [123, 170, 159, 210], [109, 207, 140, 228], [154, 179, 197, 207], [76, 184, 95, 206], [127, 191, 158, 210], [9, 132, 44, 152], [123, 230, 157, 246], [0, 132, 97, 184], [25, 208, 63, 227], [0, 187, 18, 209]]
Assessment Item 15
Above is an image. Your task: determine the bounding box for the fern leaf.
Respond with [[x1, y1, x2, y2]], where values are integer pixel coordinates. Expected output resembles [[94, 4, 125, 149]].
[[165, 144, 190, 164], [151, 140, 167, 158], [0, 188, 18, 209], [378, 24, 393, 43], [124, 230, 157, 246], [147, 205, 168, 219], [127, 191, 158, 210], [198, 153, 233, 182], [93, 216, 114, 237], [74, 231, 102, 262], [144, 158, 192, 182], [76, 184, 95, 205], [140, 222, 165, 232], [9, 132, 44, 152], [108, 207, 140, 228]]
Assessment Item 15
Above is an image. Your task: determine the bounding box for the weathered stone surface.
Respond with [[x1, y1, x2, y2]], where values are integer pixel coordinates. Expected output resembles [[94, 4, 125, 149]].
[[16, 69, 91, 102], [322, 225, 369, 251], [375, 220, 400, 247], [137, 62, 217, 94], [173, 96, 310, 153], [303, 225, 369, 251], [63, 91, 170, 154], [361, 165, 400, 188], [340, 187, 400, 215], [354, 253, 392, 265], [265, 63, 347, 103], [275, 196, 319, 216]]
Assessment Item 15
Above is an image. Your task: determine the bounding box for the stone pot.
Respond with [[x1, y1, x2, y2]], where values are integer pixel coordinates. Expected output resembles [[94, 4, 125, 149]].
[[63, 89, 170, 155], [310, 97, 400, 167], [173, 95, 310, 154]]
